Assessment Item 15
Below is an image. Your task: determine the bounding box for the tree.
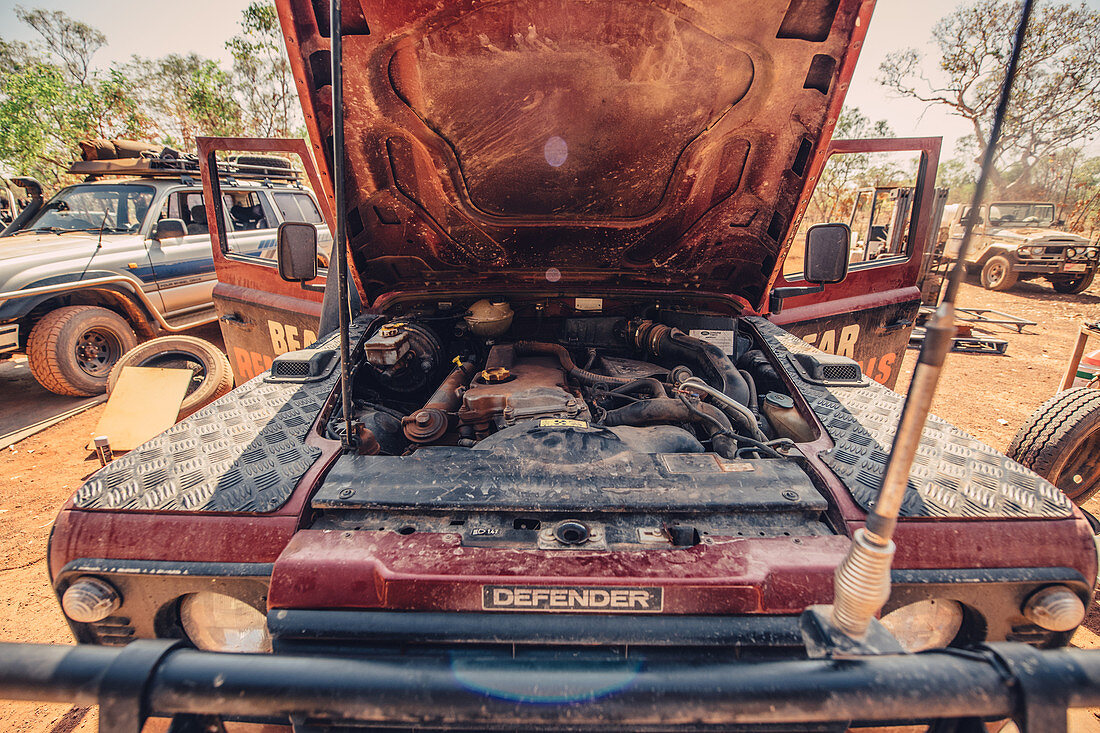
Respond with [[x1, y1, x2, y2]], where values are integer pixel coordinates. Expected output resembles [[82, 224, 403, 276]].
[[0, 2, 305, 186], [879, 0, 1100, 195], [0, 9, 147, 185], [126, 54, 241, 146], [807, 108, 896, 222], [937, 158, 978, 205], [14, 5, 105, 85], [226, 1, 301, 138], [0, 63, 145, 185]]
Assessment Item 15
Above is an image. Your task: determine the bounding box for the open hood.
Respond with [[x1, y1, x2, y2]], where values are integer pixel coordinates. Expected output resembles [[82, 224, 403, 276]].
[[278, 0, 874, 309]]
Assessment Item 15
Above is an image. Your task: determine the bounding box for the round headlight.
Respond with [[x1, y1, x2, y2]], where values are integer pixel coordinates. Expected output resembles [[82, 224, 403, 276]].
[[1023, 585, 1085, 632], [61, 577, 121, 623], [1088, 247, 1098, 258], [1067, 248, 1078, 258], [180, 593, 271, 652], [879, 599, 964, 652], [1020, 247, 1033, 255]]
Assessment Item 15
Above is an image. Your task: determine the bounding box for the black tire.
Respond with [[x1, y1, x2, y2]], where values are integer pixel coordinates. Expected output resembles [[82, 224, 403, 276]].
[[107, 335, 234, 419], [1007, 387, 1100, 504], [980, 255, 1018, 291], [1050, 272, 1095, 294], [27, 305, 138, 396]]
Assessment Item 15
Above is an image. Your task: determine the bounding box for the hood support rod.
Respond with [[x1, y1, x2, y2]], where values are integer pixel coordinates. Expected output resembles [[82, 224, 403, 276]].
[[331, 0, 355, 449], [829, 0, 1035, 640]]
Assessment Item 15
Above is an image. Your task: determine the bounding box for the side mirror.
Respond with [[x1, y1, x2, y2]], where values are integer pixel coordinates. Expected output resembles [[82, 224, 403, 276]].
[[804, 223, 851, 284], [277, 222, 319, 282], [153, 218, 186, 241]]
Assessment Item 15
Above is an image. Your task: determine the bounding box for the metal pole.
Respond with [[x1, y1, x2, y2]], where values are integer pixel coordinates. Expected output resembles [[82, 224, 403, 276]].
[[831, 0, 1036, 638], [331, 0, 355, 448], [1, 640, 1099, 728]]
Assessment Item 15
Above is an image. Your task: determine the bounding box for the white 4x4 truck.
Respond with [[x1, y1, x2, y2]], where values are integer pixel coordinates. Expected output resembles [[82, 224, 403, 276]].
[[941, 201, 1098, 293], [0, 140, 331, 396]]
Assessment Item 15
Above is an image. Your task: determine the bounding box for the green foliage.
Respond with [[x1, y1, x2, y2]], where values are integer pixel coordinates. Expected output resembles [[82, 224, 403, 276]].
[[937, 159, 977, 204], [0, 1, 305, 189], [125, 54, 242, 145], [0, 62, 145, 185]]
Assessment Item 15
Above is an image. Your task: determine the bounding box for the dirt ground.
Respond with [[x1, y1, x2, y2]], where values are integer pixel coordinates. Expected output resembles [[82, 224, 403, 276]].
[[0, 275, 1098, 732]]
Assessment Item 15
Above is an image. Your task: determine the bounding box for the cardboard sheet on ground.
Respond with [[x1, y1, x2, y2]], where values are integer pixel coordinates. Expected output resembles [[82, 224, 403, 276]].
[[89, 366, 191, 451]]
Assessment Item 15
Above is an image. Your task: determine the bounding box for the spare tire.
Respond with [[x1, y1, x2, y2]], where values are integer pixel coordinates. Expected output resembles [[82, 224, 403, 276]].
[[1007, 387, 1100, 504], [229, 154, 293, 170], [108, 336, 234, 419]]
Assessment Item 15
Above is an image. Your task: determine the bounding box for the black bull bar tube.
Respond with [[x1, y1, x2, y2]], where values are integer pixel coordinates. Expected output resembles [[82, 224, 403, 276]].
[[3, 641, 1100, 731]]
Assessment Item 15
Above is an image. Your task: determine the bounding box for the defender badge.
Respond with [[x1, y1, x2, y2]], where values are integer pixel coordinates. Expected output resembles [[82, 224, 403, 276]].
[[483, 585, 663, 612]]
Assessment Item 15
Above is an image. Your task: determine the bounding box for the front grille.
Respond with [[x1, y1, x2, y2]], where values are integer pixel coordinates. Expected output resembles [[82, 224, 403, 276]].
[[88, 615, 136, 646]]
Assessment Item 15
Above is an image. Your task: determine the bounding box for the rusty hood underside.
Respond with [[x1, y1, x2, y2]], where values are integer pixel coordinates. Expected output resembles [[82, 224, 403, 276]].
[[277, 0, 874, 308]]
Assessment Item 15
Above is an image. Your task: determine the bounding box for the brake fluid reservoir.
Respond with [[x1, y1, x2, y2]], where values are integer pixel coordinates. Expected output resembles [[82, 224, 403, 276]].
[[761, 392, 816, 443]]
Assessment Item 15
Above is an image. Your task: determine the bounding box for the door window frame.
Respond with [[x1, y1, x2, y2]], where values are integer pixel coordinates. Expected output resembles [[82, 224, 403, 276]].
[[772, 137, 942, 313]]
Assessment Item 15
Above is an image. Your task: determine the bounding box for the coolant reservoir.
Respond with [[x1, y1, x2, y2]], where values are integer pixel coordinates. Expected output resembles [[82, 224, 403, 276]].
[[761, 392, 816, 443], [465, 300, 514, 337]]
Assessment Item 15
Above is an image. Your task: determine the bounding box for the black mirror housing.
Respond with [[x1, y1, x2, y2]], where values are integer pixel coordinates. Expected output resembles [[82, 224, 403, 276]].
[[153, 218, 187, 241], [277, 222, 319, 282], [804, 223, 851, 285]]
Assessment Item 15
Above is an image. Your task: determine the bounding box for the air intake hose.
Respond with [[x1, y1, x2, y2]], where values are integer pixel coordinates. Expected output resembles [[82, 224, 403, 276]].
[[629, 321, 751, 406]]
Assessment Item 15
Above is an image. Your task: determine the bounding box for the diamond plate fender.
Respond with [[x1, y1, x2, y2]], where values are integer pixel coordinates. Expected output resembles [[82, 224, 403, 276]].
[[748, 317, 1074, 520], [74, 320, 375, 513]]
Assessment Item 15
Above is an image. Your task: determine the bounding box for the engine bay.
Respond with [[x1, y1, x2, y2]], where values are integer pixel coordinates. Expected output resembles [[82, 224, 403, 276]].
[[330, 297, 820, 461], [300, 296, 861, 550]]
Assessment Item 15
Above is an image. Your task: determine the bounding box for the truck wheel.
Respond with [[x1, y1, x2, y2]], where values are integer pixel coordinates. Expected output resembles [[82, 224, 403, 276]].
[[107, 335, 234, 418], [1050, 273, 1095, 294], [27, 306, 138, 396], [1007, 387, 1100, 504], [980, 256, 1018, 291]]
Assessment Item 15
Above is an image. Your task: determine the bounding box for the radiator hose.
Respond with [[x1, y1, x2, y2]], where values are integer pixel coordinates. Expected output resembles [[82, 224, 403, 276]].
[[603, 398, 737, 459]]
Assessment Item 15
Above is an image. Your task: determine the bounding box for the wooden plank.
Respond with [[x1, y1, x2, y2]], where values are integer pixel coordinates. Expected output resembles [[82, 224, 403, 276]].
[[90, 367, 192, 452]]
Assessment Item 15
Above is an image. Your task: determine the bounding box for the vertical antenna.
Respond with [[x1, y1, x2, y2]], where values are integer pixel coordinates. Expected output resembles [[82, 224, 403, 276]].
[[331, 0, 355, 449], [830, 0, 1036, 639]]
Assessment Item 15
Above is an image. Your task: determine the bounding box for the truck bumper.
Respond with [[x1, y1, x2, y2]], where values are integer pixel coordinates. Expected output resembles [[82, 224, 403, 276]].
[[2, 638, 1099, 732], [1008, 258, 1097, 276]]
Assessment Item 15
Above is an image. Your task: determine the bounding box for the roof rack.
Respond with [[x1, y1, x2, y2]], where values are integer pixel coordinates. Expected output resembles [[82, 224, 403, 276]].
[[68, 156, 301, 182], [67, 139, 301, 182]]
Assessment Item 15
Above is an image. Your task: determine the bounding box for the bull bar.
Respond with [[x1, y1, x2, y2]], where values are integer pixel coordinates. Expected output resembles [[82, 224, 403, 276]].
[[2, 637, 1100, 732]]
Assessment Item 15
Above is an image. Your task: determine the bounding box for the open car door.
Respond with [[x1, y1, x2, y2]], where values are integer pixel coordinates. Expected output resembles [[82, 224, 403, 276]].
[[198, 137, 334, 384], [769, 137, 942, 389]]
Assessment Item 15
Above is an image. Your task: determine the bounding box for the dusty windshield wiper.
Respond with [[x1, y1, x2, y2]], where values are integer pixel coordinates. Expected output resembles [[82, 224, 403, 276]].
[[24, 227, 68, 235]]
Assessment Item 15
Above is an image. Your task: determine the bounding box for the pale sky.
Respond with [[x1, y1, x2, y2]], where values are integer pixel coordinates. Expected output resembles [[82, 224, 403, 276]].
[[1, 0, 1098, 159]]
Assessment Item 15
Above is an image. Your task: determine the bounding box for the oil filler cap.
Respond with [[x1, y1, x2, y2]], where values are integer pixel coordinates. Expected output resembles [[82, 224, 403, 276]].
[[479, 367, 512, 383]]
